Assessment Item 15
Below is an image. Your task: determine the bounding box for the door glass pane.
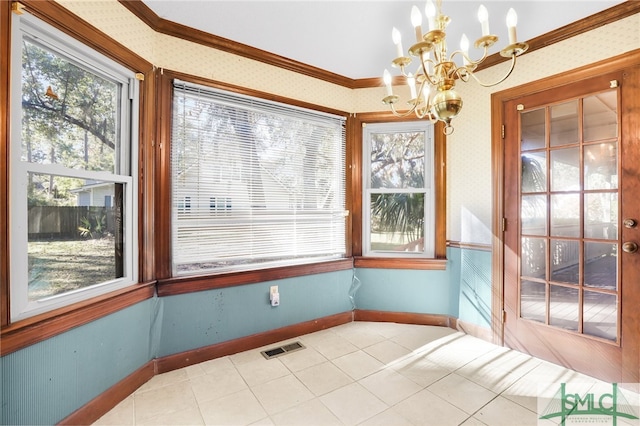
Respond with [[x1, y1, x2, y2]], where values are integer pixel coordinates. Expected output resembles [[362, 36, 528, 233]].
[[550, 285, 578, 331], [550, 193, 580, 237], [584, 242, 617, 290], [550, 148, 580, 191], [521, 280, 545, 323], [521, 152, 547, 193], [521, 195, 546, 236], [584, 142, 618, 190], [522, 237, 546, 279], [28, 173, 124, 301], [583, 291, 617, 341], [585, 193, 618, 240], [370, 132, 425, 189], [550, 100, 578, 147], [550, 239, 579, 284], [584, 91, 617, 142], [370, 193, 424, 252], [521, 108, 546, 151]]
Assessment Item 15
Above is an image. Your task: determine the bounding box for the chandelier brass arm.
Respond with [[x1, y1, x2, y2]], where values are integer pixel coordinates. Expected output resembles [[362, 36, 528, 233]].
[[382, 0, 528, 134]]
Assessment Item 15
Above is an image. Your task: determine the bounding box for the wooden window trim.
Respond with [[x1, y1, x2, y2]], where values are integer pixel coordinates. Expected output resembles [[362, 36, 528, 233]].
[[155, 70, 351, 280], [0, 1, 155, 347], [157, 259, 354, 297], [351, 112, 447, 270]]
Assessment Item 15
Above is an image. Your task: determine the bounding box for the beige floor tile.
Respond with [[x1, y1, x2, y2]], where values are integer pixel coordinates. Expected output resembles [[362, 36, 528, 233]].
[[198, 355, 239, 375], [189, 365, 248, 405], [390, 325, 458, 351], [233, 356, 291, 387], [393, 388, 469, 426], [299, 330, 359, 360], [199, 388, 267, 425], [93, 395, 134, 426], [427, 373, 497, 415], [363, 339, 412, 365], [459, 416, 488, 425], [277, 345, 327, 373], [360, 369, 423, 405], [391, 353, 451, 387], [251, 374, 315, 415], [358, 407, 414, 426], [134, 368, 190, 394], [331, 322, 387, 349], [332, 350, 384, 380], [474, 396, 539, 426], [294, 361, 354, 396], [134, 380, 199, 423], [269, 398, 342, 426], [136, 406, 204, 426], [320, 382, 388, 425]]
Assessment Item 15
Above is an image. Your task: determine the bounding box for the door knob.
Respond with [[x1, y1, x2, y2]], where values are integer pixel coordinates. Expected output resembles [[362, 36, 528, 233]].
[[623, 218, 637, 229], [622, 242, 638, 253]]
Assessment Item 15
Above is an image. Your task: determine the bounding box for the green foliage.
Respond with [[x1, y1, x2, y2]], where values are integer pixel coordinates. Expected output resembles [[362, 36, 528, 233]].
[[78, 210, 108, 239]]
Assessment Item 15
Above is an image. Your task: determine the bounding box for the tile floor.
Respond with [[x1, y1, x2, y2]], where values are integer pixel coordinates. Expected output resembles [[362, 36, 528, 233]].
[[94, 321, 636, 425]]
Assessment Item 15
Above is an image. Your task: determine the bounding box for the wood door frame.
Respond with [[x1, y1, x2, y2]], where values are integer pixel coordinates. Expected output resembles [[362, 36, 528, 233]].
[[491, 49, 640, 347]]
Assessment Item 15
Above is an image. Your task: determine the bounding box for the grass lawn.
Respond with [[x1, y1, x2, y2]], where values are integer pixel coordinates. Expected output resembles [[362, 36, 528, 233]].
[[28, 238, 117, 301]]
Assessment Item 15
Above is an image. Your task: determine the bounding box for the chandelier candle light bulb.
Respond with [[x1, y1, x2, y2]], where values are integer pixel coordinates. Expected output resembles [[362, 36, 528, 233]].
[[411, 6, 423, 42], [381, 0, 528, 134], [425, 0, 437, 31], [392, 27, 404, 58], [507, 8, 518, 44], [478, 5, 490, 36]]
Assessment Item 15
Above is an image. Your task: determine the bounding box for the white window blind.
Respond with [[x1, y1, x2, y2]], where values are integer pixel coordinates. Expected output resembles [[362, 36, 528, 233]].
[[171, 80, 347, 275]]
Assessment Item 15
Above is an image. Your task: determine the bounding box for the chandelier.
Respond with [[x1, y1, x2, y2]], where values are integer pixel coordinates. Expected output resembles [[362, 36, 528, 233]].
[[382, 0, 528, 134]]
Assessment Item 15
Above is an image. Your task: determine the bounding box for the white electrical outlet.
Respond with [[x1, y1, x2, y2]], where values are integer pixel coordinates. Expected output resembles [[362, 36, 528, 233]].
[[270, 285, 280, 306]]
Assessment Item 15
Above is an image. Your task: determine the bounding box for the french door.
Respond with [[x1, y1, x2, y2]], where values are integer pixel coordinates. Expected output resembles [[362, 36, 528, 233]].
[[502, 67, 640, 383]]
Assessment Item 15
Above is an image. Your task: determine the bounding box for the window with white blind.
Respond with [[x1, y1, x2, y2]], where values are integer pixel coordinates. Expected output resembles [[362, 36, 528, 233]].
[[171, 81, 347, 275]]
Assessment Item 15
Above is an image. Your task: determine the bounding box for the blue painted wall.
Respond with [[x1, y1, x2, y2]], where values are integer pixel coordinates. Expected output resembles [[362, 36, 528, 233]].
[[1, 299, 154, 425], [1, 249, 493, 425], [353, 247, 492, 329], [158, 269, 354, 357]]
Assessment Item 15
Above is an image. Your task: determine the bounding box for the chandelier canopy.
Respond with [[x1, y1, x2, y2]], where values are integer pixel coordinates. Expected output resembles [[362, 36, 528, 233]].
[[382, 0, 528, 134]]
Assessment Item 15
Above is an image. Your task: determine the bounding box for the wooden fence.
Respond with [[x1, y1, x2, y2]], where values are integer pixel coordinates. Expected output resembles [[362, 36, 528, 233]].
[[28, 206, 115, 240]]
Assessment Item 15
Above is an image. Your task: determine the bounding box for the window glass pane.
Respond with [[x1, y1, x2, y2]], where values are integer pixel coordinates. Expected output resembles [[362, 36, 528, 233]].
[[27, 173, 123, 301], [583, 291, 617, 341], [585, 192, 617, 240], [550, 100, 578, 147], [521, 108, 546, 151], [550, 239, 579, 284], [584, 142, 617, 190], [584, 91, 617, 142], [370, 131, 426, 189], [21, 40, 119, 173], [521, 152, 546, 193], [370, 193, 424, 252], [171, 82, 346, 274], [550, 193, 580, 237], [549, 285, 579, 331], [521, 280, 545, 323], [550, 147, 580, 191]]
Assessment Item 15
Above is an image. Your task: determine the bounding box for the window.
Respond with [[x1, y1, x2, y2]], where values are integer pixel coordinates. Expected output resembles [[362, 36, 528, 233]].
[[171, 80, 346, 275], [9, 13, 138, 321], [362, 122, 435, 257]]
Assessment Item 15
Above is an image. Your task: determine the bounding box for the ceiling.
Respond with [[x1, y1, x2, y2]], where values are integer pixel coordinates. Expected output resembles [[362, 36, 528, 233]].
[[141, 0, 625, 80]]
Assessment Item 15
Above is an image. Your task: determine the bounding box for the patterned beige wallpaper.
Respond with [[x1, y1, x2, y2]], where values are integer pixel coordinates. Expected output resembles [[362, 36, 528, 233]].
[[56, 0, 639, 245], [56, 0, 354, 113]]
